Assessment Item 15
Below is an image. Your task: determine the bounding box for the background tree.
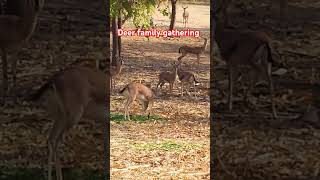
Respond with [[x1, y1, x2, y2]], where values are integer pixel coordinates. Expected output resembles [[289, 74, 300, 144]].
[[169, 0, 177, 30], [110, 0, 157, 64]]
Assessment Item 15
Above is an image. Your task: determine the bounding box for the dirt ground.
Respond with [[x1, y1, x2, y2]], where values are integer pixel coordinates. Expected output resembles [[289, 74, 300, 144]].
[[110, 2, 210, 179]]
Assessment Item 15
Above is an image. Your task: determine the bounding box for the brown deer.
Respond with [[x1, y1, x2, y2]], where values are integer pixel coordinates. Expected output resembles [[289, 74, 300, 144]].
[[0, 0, 44, 104], [31, 66, 107, 180], [177, 61, 200, 97], [178, 37, 208, 69], [216, 0, 288, 35], [182, 5, 189, 28], [119, 82, 155, 120], [213, 18, 280, 118], [110, 57, 124, 91], [156, 61, 179, 95]]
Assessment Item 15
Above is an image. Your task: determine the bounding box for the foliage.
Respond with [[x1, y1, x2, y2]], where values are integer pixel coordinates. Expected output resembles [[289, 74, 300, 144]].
[[110, 0, 157, 28]]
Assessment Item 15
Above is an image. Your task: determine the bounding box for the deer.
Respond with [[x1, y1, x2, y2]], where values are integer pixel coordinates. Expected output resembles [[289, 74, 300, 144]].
[[0, 0, 44, 105], [182, 5, 189, 28], [110, 57, 124, 91], [213, 17, 281, 119], [178, 37, 208, 70], [176, 61, 200, 97], [215, 0, 288, 36], [156, 61, 179, 95], [30, 64, 108, 180], [119, 82, 155, 120]]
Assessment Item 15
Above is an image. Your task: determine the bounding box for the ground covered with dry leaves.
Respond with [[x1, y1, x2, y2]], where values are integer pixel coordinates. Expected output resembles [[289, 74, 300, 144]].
[[212, 0, 320, 179], [111, 2, 210, 179]]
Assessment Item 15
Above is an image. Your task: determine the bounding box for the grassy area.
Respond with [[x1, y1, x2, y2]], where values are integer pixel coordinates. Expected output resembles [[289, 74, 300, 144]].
[[110, 113, 163, 123], [0, 167, 104, 180], [132, 140, 203, 152]]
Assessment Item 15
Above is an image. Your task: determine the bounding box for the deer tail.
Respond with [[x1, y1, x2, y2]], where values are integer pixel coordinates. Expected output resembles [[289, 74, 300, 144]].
[[29, 80, 53, 101], [119, 85, 128, 94]]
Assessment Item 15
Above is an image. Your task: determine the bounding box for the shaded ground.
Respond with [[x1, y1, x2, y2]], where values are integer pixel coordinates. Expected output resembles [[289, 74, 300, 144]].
[[212, 0, 320, 179], [111, 2, 210, 179]]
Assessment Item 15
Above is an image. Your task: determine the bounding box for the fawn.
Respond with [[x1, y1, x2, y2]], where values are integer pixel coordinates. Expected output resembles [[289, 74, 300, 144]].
[[0, 0, 44, 104], [119, 82, 155, 120], [178, 37, 208, 69], [214, 19, 280, 118], [110, 57, 124, 91], [182, 5, 189, 28], [177, 61, 200, 97], [156, 61, 179, 95], [31, 65, 107, 180]]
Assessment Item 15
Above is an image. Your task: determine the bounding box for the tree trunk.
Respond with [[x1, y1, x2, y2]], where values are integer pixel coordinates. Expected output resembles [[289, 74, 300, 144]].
[[169, 0, 177, 30], [111, 17, 118, 66], [118, 13, 122, 58]]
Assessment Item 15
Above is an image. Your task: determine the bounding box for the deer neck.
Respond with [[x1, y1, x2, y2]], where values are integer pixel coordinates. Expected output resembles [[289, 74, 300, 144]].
[[202, 39, 208, 50], [116, 62, 122, 73]]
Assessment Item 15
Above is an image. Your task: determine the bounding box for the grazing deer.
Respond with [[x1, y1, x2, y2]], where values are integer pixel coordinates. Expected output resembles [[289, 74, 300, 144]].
[[110, 57, 124, 91], [182, 5, 189, 28], [178, 37, 208, 69], [177, 61, 200, 97], [31, 66, 107, 180], [119, 82, 155, 120], [0, 0, 44, 104], [156, 61, 179, 95], [213, 19, 280, 118]]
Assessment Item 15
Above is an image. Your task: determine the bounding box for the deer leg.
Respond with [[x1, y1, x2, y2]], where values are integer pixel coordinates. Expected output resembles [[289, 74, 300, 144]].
[[147, 100, 154, 119], [266, 63, 277, 118], [1, 48, 8, 105], [124, 97, 134, 120], [181, 82, 184, 97], [227, 64, 234, 112], [48, 122, 67, 180], [193, 83, 197, 97], [11, 55, 18, 104], [110, 77, 113, 92], [244, 70, 258, 104], [197, 54, 200, 71]]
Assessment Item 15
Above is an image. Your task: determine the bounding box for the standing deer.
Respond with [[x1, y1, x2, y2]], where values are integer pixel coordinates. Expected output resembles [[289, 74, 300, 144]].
[[156, 61, 179, 95], [178, 37, 208, 69], [0, 0, 44, 104], [177, 61, 200, 97], [120, 82, 155, 120], [213, 18, 280, 118], [182, 5, 189, 28], [31, 65, 107, 180], [110, 57, 124, 91]]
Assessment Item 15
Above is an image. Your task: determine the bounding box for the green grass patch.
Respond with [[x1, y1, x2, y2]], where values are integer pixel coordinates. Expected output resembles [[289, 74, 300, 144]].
[[110, 113, 162, 123], [132, 140, 203, 152], [0, 167, 105, 180]]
